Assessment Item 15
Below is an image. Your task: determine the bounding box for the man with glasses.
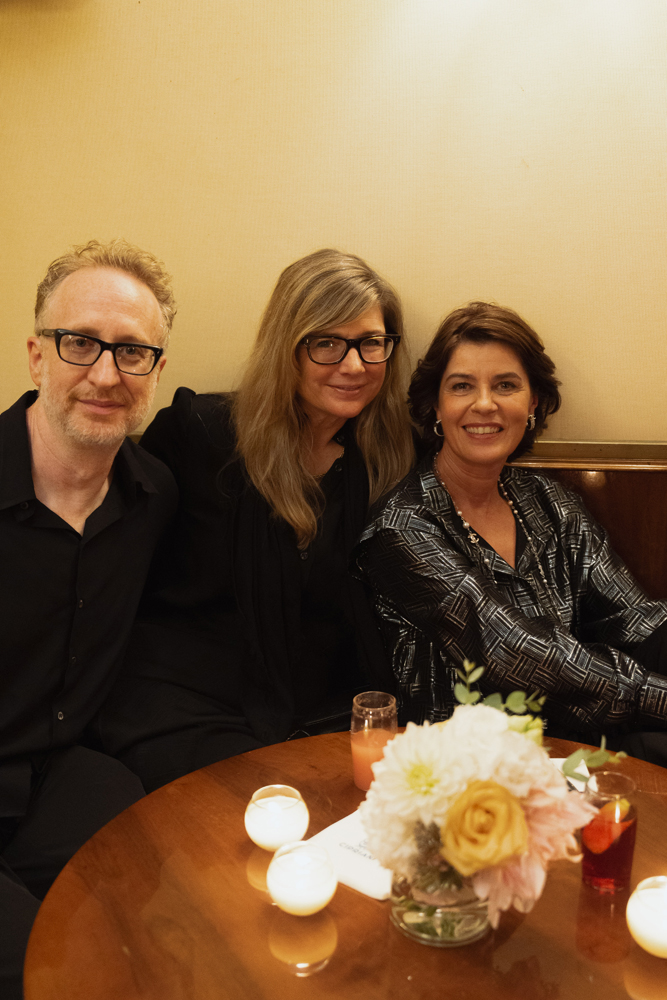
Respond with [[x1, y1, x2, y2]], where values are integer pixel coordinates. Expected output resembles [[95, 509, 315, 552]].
[[0, 239, 177, 999]]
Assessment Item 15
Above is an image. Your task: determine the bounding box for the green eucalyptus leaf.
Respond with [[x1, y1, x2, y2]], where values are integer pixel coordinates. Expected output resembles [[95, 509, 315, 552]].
[[454, 683, 470, 704], [467, 666, 484, 684], [585, 749, 611, 768], [468, 691, 482, 704], [505, 691, 527, 714], [562, 760, 590, 783], [563, 748, 587, 771], [483, 693, 504, 710], [455, 670, 468, 683], [525, 690, 546, 714], [462, 659, 476, 675]]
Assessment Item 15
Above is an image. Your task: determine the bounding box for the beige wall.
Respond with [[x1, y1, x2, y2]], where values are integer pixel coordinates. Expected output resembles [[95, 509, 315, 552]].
[[2, 0, 666, 441]]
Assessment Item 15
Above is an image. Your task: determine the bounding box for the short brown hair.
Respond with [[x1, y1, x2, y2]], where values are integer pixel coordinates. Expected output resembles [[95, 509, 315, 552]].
[[409, 301, 561, 460], [35, 238, 176, 339]]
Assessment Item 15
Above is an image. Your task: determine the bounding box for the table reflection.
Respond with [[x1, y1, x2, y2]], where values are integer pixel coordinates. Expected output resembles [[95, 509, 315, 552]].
[[268, 909, 338, 976], [576, 883, 633, 963]]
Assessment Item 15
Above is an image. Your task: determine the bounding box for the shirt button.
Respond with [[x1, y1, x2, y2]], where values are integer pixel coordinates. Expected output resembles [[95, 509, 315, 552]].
[[70, 655, 77, 664], [20, 502, 29, 510], [78, 599, 84, 609], [57, 711, 64, 721], [300, 551, 309, 561]]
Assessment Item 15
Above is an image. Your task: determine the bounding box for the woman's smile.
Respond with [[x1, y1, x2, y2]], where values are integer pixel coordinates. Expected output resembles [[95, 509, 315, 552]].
[[435, 340, 537, 473]]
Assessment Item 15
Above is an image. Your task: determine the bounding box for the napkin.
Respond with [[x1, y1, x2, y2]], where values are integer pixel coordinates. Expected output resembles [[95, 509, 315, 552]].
[[309, 810, 392, 900], [552, 757, 589, 792]]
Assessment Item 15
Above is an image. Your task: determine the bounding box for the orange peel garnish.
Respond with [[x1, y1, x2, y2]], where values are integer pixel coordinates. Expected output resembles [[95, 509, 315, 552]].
[[582, 798, 633, 854]]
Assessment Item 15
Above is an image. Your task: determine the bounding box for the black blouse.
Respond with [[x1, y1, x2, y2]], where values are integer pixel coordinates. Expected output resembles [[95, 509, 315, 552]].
[[108, 388, 392, 749], [356, 457, 667, 734]]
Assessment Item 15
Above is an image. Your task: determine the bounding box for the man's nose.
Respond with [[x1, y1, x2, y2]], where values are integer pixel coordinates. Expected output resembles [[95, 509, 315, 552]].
[[87, 348, 123, 386]]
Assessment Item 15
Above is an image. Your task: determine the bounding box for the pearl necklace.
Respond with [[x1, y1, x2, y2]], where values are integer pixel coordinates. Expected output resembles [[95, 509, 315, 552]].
[[497, 479, 551, 592], [431, 457, 480, 544], [431, 457, 551, 593]]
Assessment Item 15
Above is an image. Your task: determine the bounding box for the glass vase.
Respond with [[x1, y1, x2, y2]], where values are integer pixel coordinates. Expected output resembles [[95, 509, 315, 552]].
[[390, 875, 490, 947]]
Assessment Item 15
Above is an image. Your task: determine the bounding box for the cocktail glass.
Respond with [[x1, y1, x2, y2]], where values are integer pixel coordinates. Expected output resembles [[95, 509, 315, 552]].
[[581, 770, 637, 893], [350, 691, 397, 791]]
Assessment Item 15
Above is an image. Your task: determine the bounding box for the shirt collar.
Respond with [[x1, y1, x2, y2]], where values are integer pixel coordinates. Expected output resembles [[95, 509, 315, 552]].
[[419, 456, 551, 572]]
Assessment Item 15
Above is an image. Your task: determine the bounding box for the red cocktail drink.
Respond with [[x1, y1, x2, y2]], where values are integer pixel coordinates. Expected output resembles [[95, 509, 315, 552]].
[[581, 771, 637, 893]]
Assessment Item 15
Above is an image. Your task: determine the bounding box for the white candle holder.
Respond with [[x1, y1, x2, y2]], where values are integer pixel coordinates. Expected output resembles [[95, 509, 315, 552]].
[[244, 785, 309, 852], [266, 842, 338, 916], [626, 876, 667, 958]]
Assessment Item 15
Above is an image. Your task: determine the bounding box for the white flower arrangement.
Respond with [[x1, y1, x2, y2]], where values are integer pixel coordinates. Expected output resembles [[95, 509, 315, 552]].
[[360, 693, 600, 927]]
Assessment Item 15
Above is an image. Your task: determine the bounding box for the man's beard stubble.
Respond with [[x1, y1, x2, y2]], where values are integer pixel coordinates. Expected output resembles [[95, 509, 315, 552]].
[[37, 367, 157, 448]]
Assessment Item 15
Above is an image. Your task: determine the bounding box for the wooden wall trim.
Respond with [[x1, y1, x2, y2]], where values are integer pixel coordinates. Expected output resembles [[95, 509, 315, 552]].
[[512, 441, 667, 471]]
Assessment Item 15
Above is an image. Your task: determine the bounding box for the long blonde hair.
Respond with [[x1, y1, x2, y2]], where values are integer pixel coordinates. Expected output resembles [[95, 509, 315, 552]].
[[233, 249, 414, 547]]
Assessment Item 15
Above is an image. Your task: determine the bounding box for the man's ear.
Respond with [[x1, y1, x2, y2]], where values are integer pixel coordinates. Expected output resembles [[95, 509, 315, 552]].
[[155, 355, 167, 381], [27, 335, 45, 388]]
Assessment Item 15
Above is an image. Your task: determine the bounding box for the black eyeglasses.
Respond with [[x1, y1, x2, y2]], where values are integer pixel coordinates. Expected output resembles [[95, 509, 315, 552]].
[[301, 334, 400, 365], [40, 330, 164, 376]]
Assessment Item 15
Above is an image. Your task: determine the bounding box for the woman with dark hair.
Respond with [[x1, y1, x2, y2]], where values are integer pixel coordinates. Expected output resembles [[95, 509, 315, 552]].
[[355, 302, 667, 754], [101, 249, 415, 791]]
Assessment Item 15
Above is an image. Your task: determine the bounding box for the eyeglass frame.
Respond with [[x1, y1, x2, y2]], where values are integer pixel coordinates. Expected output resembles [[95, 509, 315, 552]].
[[300, 333, 401, 365], [39, 329, 164, 376]]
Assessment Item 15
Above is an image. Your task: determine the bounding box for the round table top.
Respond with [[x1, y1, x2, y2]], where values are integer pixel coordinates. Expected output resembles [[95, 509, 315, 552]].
[[24, 734, 667, 1000]]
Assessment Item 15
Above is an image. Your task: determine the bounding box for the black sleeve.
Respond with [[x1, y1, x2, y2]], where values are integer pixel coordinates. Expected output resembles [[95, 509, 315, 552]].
[[139, 386, 196, 477]]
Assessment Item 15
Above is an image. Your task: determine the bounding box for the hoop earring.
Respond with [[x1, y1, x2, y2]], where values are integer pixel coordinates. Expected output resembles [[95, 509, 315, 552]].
[[433, 418, 444, 438], [527, 413, 536, 431]]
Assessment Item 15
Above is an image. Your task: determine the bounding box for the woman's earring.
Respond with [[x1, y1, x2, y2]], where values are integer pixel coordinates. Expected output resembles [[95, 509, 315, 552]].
[[527, 413, 536, 431], [433, 418, 444, 438]]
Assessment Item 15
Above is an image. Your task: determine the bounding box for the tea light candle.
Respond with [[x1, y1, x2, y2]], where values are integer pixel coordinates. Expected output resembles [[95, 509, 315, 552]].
[[244, 785, 309, 852], [267, 842, 338, 916], [626, 877, 667, 958]]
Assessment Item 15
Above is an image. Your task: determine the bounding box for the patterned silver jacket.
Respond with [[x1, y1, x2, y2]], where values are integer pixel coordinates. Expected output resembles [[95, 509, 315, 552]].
[[355, 459, 667, 734]]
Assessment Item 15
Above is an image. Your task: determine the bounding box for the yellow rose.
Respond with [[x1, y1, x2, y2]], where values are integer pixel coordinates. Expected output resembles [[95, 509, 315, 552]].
[[440, 780, 528, 876], [506, 713, 544, 746]]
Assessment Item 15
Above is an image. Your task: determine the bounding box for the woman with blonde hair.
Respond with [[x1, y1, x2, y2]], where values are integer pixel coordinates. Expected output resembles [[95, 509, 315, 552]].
[[101, 249, 414, 791]]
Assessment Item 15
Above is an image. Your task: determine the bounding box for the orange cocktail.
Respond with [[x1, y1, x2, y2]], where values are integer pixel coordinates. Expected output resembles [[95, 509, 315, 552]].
[[350, 691, 397, 791], [351, 729, 395, 791]]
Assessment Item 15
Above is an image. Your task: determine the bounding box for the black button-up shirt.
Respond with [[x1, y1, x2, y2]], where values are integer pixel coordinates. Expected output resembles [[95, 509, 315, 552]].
[[0, 392, 177, 816]]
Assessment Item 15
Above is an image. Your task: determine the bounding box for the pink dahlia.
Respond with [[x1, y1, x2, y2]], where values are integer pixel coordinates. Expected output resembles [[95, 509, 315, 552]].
[[472, 786, 597, 926]]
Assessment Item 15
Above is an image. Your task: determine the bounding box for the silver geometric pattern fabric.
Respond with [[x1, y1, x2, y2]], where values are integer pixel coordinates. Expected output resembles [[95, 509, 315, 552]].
[[355, 460, 667, 734]]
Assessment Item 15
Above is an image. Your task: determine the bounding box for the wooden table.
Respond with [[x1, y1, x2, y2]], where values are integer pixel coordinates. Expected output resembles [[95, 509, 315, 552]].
[[24, 735, 667, 1000]]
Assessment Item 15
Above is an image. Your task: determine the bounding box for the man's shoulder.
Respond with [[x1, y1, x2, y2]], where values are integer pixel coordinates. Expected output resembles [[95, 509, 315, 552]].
[[0, 393, 38, 507]]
